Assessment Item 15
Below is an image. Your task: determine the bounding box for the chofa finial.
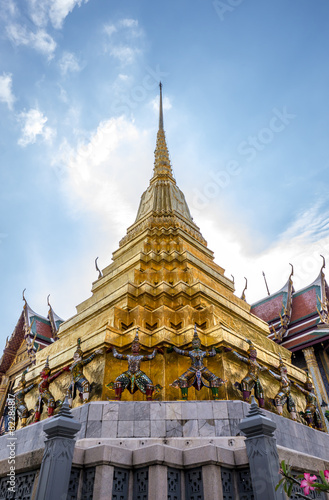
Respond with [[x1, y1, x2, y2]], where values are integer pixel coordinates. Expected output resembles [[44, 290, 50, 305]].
[[289, 263, 294, 279], [241, 277, 248, 301], [95, 257, 103, 279]]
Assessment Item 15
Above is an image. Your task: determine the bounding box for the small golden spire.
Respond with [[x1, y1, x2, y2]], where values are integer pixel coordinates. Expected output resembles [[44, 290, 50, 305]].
[[153, 83, 174, 181], [159, 82, 164, 130]]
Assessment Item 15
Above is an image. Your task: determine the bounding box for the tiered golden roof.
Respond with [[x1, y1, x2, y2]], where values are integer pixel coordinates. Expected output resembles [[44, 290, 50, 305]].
[[7, 84, 309, 410]]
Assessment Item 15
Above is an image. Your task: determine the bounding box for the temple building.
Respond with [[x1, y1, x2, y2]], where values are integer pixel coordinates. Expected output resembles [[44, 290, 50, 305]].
[[0, 294, 63, 433], [251, 260, 329, 427], [0, 85, 328, 500], [0, 84, 311, 414]]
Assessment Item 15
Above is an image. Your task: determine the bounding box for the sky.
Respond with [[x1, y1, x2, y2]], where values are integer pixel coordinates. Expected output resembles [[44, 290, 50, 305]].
[[1, 0, 329, 351]]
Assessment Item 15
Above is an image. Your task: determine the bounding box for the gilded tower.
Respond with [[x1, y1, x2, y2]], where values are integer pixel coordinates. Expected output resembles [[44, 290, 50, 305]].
[[1, 85, 309, 422]]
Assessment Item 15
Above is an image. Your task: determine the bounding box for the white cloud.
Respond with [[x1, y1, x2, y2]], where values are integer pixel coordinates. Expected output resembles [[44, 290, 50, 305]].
[[194, 203, 329, 306], [18, 108, 56, 147], [104, 24, 117, 37], [104, 17, 144, 65], [49, 0, 89, 29], [0, 73, 15, 110], [6, 23, 56, 58], [151, 95, 172, 113], [54, 116, 153, 234], [59, 51, 82, 75], [120, 19, 138, 29], [109, 45, 140, 64], [27, 0, 88, 30]]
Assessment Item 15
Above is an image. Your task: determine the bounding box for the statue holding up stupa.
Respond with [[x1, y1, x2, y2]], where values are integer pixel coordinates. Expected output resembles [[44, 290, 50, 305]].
[[107, 328, 162, 401], [34, 357, 69, 422], [225, 339, 267, 407], [267, 356, 297, 420], [67, 338, 103, 406], [14, 369, 35, 427], [169, 325, 225, 400], [292, 370, 322, 429]]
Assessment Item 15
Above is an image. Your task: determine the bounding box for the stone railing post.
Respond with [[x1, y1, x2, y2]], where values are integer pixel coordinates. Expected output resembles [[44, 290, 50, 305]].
[[238, 396, 286, 500], [35, 396, 81, 500]]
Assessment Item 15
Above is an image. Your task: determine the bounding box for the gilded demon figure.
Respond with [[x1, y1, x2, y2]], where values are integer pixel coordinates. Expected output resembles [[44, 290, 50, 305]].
[[68, 338, 103, 406], [225, 339, 267, 407], [292, 370, 322, 429], [14, 369, 35, 427], [169, 325, 225, 400], [34, 357, 69, 422], [107, 328, 162, 400], [267, 356, 297, 420]]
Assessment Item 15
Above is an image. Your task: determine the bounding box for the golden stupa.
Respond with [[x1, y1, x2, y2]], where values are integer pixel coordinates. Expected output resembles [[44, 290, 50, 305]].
[[10, 84, 308, 419]]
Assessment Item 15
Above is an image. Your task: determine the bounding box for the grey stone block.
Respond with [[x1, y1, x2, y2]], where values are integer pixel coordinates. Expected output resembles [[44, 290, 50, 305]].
[[118, 402, 135, 421], [166, 420, 183, 437], [88, 402, 104, 420], [85, 420, 102, 439], [198, 419, 215, 437], [181, 402, 197, 420], [150, 402, 166, 421], [227, 400, 244, 419], [229, 418, 242, 436], [182, 419, 198, 437], [215, 419, 230, 437], [79, 403, 89, 422], [165, 403, 182, 420], [151, 419, 166, 438], [76, 420, 87, 440], [103, 402, 119, 421], [196, 401, 213, 420], [134, 420, 150, 438], [212, 401, 228, 419], [184, 444, 217, 466], [117, 420, 134, 438], [102, 419, 118, 438], [135, 403, 150, 421]]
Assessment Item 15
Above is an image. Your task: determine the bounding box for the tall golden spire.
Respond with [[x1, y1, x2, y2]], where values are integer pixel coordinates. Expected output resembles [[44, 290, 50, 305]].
[[120, 82, 207, 248], [152, 82, 175, 182], [159, 81, 164, 130]]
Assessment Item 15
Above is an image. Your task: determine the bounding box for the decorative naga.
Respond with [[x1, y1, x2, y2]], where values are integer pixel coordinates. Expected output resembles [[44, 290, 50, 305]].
[[267, 356, 297, 420], [169, 325, 224, 400], [14, 369, 35, 427], [107, 328, 162, 401], [225, 339, 267, 407], [68, 338, 103, 406], [34, 357, 69, 422], [292, 370, 322, 429]]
